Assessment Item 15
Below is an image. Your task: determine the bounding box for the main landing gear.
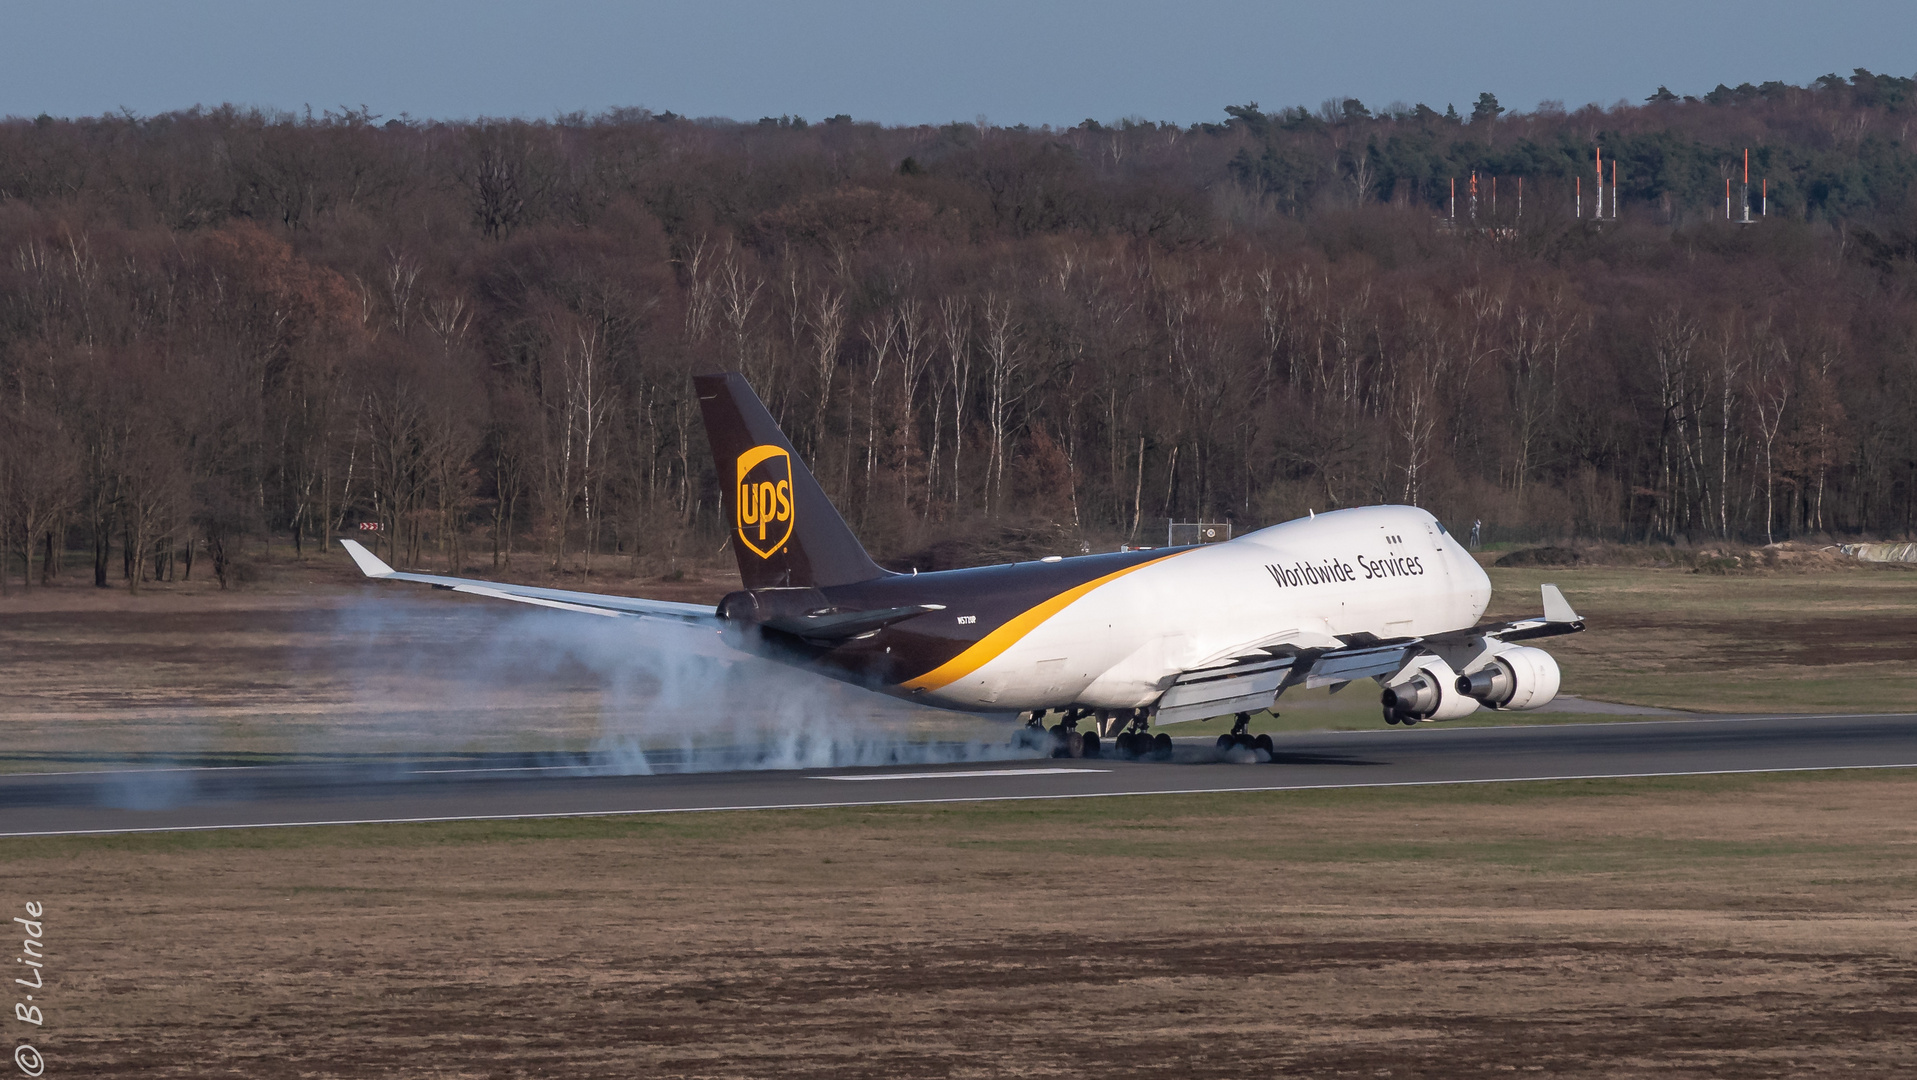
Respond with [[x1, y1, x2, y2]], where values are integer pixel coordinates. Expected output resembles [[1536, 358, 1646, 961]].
[[1023, 708, 1170, 760], [1109, 709, 1172, 761], [1021, 708, 1088, 758], [1214, 712, 1275, 756]]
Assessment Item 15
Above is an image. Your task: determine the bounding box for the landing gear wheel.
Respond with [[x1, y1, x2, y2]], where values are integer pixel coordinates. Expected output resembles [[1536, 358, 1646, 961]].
[[1232, 732, 1255, 750], [1081, 733, 1101, 758], [1152, 733, 1173, 758], [1066, 731, 1085, 757], [1215, 733, 1236, 751], [1253, 733, 1274, 754]]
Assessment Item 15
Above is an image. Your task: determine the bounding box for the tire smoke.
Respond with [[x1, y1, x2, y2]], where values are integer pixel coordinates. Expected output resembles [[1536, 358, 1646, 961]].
[[324, 592, 1038, 773]]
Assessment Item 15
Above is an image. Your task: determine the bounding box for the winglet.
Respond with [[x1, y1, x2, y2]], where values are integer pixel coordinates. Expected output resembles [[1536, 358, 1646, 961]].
[[339, 538, 395, 578], [1541, 583, 1579, 624]]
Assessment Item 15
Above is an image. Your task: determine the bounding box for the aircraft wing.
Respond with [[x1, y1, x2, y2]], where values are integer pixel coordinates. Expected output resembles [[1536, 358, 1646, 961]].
[[1153, 585, 1584, 724], [1424, 583, 1586, 644], [339, 539, 720, 623]]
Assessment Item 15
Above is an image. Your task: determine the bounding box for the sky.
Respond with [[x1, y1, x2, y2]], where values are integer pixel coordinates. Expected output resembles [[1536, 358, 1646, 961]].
[[3, 1, 1915, 127]]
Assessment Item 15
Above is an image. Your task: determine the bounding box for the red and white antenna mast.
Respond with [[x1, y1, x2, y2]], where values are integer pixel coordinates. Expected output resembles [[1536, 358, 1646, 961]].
[[1742, 148, 1752, 223], [1595, 146, 1603, 219]]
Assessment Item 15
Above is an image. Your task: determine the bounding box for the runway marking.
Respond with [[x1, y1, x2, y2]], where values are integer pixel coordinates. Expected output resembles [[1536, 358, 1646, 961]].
[[4, 761, 1916, 838], [412, 765, 599, 775], [813, 768, 1110, 781]]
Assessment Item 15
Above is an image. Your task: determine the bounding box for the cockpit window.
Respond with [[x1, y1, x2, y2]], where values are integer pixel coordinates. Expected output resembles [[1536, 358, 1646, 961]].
[[1436, 521, 1448, 535]]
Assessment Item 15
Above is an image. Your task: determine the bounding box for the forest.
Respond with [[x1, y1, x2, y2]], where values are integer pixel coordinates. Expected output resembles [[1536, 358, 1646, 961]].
[[5, 69, 1917, 588]]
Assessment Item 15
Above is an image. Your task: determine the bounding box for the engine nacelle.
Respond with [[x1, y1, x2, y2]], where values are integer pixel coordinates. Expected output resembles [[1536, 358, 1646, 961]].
[[1455, 646, 1561, 710], [1380, 657, 1479, 722]]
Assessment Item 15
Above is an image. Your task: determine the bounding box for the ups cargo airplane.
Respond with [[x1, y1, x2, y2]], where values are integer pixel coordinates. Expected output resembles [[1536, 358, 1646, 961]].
[[341, 372, 1584, 758]]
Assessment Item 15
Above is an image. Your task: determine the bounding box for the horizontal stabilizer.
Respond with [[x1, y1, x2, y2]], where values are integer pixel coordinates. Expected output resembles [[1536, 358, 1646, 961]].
[[761, 604, 946, 643]]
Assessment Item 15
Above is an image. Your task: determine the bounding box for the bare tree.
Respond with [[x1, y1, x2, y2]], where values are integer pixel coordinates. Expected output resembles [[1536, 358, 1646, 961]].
[[807, 286, 848, 460], [0, 408, 80, 586], [1505, 293, 1580, 512], [562, 322, 616, 576], [980, 295, 1023, 516], [937, 295, 972, 512], [894, 299, 931, 517], [1749, 327, 1792, 545], [859, 312, 897, 514]]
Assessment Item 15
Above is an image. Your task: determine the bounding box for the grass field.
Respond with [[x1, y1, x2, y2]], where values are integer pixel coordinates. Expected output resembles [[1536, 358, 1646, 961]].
[[9, 770, 1917, 1077], [1487, 564, 1917, 714]]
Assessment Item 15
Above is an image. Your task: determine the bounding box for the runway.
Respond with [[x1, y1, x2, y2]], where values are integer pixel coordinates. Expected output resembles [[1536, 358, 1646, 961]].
[[4, 713, 1916, 837]]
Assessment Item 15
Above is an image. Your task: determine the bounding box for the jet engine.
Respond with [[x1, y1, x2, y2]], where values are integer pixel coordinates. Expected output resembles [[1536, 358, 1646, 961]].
[[1455, 646, 1561, 710], [1380, 657, 1479, 723]]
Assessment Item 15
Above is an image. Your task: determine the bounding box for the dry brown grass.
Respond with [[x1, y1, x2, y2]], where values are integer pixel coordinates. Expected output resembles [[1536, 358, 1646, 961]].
[[1487, 564, 1917, 713], [9, 771, 1917, 1077]]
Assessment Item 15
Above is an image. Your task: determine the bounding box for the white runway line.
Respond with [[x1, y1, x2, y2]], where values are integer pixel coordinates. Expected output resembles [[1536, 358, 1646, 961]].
[[412, 765, 593, 775], [814, 767, 1110, 781]]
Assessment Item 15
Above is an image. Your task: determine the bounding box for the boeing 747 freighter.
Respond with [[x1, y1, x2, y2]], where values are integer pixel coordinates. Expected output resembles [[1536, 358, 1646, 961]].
[[341, 373, 1583, 758]]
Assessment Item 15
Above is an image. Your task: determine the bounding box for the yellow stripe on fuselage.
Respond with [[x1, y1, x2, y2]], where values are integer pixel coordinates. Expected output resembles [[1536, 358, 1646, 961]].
[[900, 553, 1184, 693]]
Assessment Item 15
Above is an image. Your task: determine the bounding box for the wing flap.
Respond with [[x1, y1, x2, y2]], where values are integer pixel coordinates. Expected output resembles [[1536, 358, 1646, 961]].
[[1301, 644, 1418, 688], [1155, 655, 1296, 725]]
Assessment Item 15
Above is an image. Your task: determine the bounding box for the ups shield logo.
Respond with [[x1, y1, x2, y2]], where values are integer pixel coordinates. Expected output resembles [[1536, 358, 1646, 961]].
[[735, 445, 795, 559]]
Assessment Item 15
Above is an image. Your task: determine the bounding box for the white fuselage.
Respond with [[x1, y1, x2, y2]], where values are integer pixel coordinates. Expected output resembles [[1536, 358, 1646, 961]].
[[919, 506, 1490, 713]]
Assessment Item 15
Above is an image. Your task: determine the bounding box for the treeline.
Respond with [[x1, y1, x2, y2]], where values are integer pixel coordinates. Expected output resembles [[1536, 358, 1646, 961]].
[[5, 70, 1917, 588]]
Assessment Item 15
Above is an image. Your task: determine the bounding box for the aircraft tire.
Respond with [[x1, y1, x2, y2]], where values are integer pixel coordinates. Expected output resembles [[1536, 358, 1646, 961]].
[[1081, 733, 1100, 758], [1215, 733, 1235, 751], [1153, 733, 1173, 758], [1254, 733, 1274, 754]]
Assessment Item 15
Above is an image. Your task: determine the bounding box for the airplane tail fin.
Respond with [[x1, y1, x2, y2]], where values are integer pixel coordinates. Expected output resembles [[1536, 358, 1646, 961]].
[[693, 372, 888, 590]]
